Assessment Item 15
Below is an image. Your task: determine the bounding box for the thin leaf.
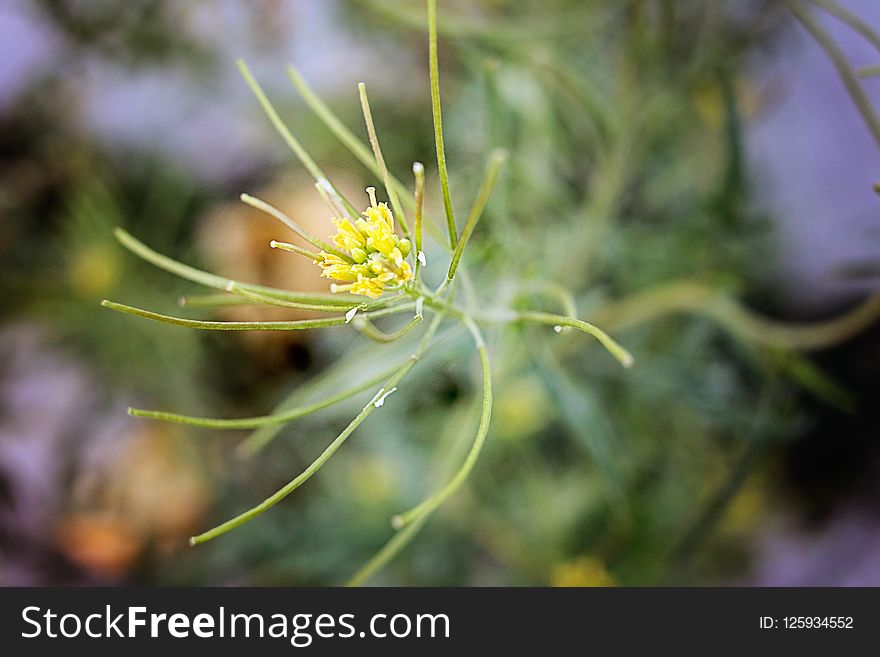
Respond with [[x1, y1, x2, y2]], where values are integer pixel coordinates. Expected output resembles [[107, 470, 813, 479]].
[[188, 312, 445, 546], [129, 362, 404, 429]]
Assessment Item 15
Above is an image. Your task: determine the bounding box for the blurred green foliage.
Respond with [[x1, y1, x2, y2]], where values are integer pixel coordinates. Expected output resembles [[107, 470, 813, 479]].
[[3, 0, 878, 586]]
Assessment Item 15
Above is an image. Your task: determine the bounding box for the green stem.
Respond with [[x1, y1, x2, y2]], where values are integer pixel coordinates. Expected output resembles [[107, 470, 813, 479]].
[[671, 440, 766, 564], [240, 317, 458, 457], [237, 59, 359, 218], [413, 162, 426, 278], [358, 83, 411, 237], [227, 281, 404, 313], [269, 240, 322, 261], [189, 312, 445, 546], [413, 285, 633, 368], [178, 294, 255, 308], [287, 65, 378, 179], [113, 228, 355, 306], [858, 64, 880, 78], [446, 149, 506, 281], [240, 193, 350, 261], [361, 0, 579, 41], [407, 287, 467, 322], [587, 280, 880, 352], [393, 317, 492, 528], [428, 0, 458, 248], [793, 4, 880, 149], [809, 0, 880, 53], [516, 311, 634, 368], [353, 314, 424, 343], [286, 65, 452, 252], [129, 363, 404, 429], [347, 513, 431, 587], [101, 300, 412, 331], [698, 294, 880, 351], [517, 281, 578, 320]]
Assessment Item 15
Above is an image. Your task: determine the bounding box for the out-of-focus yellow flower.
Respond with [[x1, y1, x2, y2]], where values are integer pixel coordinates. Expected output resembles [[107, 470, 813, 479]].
[[551, 555, 616, 587], [495, 375, 553, 442], [316, 187, 413, 298], [348, 456, 398, 506], [69, 243, 121, 299], [722, 478, 766, 534], [693, 77, 760, 129]]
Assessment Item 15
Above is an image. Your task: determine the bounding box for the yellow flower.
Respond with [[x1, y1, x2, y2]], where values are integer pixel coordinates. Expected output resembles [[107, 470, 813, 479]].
[[315, 187, 414, 298], [551, 555, 616, 587], [331, 218, 367, 253]]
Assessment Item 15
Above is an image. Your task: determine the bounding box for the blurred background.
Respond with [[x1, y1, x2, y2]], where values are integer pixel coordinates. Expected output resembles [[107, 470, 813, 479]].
[[1, 0, 879, 586]]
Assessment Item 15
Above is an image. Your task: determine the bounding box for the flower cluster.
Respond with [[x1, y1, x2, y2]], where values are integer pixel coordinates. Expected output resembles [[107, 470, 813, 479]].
[[315, 188, 413, 298]]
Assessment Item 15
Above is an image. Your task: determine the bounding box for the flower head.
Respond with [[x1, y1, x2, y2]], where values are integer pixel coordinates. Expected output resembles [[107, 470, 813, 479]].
[[315, 187, 413, 298]]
